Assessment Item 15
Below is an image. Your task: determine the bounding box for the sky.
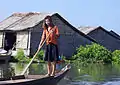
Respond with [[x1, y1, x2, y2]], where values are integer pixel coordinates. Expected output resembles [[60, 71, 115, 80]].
[[0, 0, 120, 34]]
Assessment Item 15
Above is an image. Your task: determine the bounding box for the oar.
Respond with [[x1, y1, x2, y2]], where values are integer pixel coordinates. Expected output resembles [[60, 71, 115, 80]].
[[21, 29, 55, 75]]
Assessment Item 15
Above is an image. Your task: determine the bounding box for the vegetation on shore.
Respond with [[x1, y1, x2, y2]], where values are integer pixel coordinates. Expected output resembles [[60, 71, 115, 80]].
[[12, 48, 31, 63], [12, 48, 44, 63], [71, 43, 120, 64], [11, 43, 120, 64]]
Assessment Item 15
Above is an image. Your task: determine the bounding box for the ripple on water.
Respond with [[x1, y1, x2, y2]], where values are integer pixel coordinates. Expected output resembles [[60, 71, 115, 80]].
[[103, 81, 120, 85], [70, 81, 102, 85], [69, 81, 120, 85]]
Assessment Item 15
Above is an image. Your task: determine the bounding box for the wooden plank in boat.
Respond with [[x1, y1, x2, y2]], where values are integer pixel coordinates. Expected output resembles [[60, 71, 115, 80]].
[[0, 75, 46, 84], [26, 75, 47, 79], [0, 79, 34, 84]]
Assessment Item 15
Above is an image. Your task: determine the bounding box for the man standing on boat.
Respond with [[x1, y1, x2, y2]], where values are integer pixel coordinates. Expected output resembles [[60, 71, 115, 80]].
[[39, 15, 60, 76]]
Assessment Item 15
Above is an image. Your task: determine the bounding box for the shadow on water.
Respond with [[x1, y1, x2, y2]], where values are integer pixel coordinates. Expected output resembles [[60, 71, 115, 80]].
[[1, 62, 120, 85]]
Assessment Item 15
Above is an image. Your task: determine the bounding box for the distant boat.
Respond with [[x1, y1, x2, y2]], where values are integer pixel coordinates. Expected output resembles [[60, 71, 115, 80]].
[[0, 49, 12, 62], [0, 49, 7, 54], [0, 64, 71, 85]]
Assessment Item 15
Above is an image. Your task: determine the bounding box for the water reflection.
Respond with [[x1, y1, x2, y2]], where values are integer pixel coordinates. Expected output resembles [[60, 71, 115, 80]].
[[67, 63, 120, 85], [1, 63, 120, 85], [29, 63, 47, 75], [0, 63, 15, 78], [8, 63, 48, 75]]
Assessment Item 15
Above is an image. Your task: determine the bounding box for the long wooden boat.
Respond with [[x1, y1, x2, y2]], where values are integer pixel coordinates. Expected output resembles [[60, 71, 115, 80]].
[[0, 64, 71, 85]]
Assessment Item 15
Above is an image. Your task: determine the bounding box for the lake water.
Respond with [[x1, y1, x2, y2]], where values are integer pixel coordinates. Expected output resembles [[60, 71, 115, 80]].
[[0, 62, 120, 85]]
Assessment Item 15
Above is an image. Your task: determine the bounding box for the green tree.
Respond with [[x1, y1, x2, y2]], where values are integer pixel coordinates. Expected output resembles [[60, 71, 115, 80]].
[[112, 50, 120, 64], [14, 48, 30, 62], [72, 43, 112, 63]]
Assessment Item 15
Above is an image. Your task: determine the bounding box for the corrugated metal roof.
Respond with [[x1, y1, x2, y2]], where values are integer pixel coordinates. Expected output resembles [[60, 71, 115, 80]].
[[78, 26, 120, 42], [78, 26, 97, 34], [110, 30, 120, 40], [0, 12, 53, 31]]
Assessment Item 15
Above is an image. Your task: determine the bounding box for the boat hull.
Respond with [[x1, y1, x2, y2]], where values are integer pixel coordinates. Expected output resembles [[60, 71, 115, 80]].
[[0, 64, 70, 85]]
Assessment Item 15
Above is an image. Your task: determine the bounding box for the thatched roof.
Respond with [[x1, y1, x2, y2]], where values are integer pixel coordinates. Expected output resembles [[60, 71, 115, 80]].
[[0, 12, 52, 31]]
